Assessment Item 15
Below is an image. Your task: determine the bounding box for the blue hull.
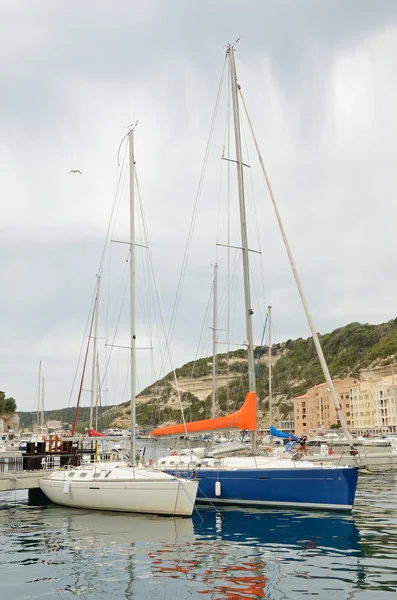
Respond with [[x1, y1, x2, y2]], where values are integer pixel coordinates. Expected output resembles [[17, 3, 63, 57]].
[[165, 467, 358, 511]]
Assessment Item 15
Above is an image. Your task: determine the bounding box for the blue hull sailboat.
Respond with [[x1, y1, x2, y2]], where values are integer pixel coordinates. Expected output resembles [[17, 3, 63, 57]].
[[152, 43, 359, 511]]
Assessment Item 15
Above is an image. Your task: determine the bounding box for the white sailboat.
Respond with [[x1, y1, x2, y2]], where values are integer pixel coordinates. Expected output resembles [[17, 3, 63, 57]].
[[39, 125, 198, 516]]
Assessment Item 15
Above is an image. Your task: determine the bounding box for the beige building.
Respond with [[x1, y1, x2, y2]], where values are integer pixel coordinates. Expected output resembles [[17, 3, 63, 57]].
[[293, 378, 356, 436], [294, 372, 397, 436], [0, 413, 20, 437], [372, 378, 397, 433], [350, 380, 374, 431]]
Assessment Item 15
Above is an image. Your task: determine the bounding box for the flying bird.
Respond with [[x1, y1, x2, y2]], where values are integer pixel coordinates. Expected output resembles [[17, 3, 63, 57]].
[[69, 169, 82, 175]]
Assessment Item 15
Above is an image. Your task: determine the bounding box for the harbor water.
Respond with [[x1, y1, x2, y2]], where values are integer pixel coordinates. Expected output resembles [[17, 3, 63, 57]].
[[0, 468, 396, 598]]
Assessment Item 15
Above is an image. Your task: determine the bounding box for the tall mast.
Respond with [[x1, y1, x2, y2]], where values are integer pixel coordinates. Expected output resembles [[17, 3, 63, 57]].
[[129, 126, 136, 466], [41, 376, 45, 436], [90, 274, 101, 430], [227, 44, 257, 452], [268, 306, 272, 438], [36, 361, 41, 434], [95, 353, 99, 431], [211, 263, 218, 419]]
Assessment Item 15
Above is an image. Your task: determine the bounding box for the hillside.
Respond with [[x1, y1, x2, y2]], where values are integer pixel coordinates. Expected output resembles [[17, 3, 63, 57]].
[[18, 318, 397, 432], [19, 405, 118, 433], [103, 318, 397, 430]]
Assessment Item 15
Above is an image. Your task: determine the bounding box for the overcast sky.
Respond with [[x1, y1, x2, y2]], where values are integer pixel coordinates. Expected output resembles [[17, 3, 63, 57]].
[[1, 0, 397, 413]]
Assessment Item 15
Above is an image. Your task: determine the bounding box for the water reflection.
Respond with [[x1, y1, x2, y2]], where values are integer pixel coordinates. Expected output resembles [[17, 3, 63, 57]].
[[0, 473, 396, 598]]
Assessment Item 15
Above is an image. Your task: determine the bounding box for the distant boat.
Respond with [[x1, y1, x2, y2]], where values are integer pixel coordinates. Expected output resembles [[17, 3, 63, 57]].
[[40, 126, 198, 516], [152, 43, 358, 511]]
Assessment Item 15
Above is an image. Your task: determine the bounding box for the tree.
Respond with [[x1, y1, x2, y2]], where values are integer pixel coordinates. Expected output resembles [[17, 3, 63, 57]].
[[0, 393, 17, 415]]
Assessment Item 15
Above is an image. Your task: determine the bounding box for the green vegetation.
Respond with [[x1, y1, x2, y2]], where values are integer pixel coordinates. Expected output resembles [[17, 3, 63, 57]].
[[18, 405, 118, 432], [0, 392, 16, 415], [16, 318, 397, 430], [139, 318, 397, 427]]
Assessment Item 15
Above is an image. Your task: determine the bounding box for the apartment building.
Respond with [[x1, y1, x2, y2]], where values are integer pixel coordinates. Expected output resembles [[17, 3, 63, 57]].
[[350, 380, 373, 431], [293, 378, 356, 436], [372, 378, 397, 433]]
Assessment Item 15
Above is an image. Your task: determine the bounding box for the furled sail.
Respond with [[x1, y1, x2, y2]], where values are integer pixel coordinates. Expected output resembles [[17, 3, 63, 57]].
[[88, 428, 106, 437], [150, 392, 257, 437], [269, 425, 299, 441]]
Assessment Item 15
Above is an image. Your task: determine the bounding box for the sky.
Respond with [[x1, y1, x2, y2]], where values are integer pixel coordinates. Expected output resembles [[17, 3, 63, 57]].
[[1, 0, 397, 413]]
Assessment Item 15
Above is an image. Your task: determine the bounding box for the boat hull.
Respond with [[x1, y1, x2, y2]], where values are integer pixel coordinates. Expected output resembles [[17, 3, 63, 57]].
[[162, 466, 358, 511], [39, 476, 198, 516]]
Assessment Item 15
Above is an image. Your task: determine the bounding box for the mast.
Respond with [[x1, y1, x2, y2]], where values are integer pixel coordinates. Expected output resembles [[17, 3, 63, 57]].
[[36, 361, 41, 434], [129, 126, 136, 466], [95, 353, 99, 431], [90, 274, 101, 430], [211, 263, 218, 419], [268, 305, 272, 438], [227, 44, 257, 452], [41, 376, 45, 436]]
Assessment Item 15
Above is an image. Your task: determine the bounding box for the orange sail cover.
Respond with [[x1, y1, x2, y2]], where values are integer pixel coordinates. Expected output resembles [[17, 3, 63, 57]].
[[150, 392, 257, 437]]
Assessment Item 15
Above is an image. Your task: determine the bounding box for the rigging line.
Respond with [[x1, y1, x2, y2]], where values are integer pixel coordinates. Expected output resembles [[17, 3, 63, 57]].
[[98, 137, 128, 277], [134, 171, 190, 438], [68, 144, 128, 411], [135, 170, 168, 382], [216, 251, 240, 322], [241, 111, 267, 322], [106, 147, 128, 335], [71, 297, 97, 435], [216, 100, 231, 263], [108, 251, 129, 335], [99, 261, 130, 397], [255, 313, 269, 378], [238, 85, 355, 449], [162, 56, 227, 372], [67, 282, 97, 410]]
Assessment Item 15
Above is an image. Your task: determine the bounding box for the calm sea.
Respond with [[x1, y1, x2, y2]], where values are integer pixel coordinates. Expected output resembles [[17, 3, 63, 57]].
[[0, 469, 396, 599]]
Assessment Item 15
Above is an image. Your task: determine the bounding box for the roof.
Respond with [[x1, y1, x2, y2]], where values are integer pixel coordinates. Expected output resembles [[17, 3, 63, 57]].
[[293, 394, 308, 400]]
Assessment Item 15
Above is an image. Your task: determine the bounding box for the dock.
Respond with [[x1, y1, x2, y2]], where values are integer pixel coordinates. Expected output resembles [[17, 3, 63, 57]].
[[0, 470, 45, 492]]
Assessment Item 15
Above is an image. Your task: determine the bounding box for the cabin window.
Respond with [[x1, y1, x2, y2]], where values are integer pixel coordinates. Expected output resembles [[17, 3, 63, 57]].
[[79, 472, 88, 478], [93, 472, 101, 478], [68, 472, 75, 478]]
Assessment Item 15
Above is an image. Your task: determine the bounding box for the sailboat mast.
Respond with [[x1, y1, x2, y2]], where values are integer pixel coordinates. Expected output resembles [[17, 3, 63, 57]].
[[41, 376, 45, 436], [36, 361, 41, 434], [268, 305, 272, 438], [90, 275, 101, 430], [95, 353, 99, 431], [211, 263, 218, 419], [227, 44, 257, 451], [129, 127, 136, 467]]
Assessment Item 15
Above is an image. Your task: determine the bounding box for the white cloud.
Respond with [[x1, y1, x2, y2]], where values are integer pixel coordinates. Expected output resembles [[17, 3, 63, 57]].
[[1, 1, 397, 412]]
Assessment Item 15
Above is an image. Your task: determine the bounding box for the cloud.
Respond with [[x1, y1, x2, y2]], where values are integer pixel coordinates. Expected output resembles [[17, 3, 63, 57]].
[[1, 1, 397, 412]]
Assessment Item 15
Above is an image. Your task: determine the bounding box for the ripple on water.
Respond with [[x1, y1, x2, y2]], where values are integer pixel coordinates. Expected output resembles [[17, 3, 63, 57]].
[[0, 474, 396, 598]]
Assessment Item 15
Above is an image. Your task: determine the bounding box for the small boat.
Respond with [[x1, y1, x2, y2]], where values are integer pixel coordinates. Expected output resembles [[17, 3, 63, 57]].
[[151, 43, 358, 511], [40, 125, 198, 516]]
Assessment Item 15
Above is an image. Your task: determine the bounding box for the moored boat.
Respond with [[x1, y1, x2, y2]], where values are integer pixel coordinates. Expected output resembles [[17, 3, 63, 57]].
[[151, 43, 359, 511], [39, 125, 198, 516]]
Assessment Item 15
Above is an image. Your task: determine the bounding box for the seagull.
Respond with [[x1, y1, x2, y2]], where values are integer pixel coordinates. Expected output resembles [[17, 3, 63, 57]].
[[69, 169, 82, 175]]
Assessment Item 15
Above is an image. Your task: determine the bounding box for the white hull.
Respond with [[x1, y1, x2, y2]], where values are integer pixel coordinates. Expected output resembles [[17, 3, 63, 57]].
[[39, 466, 198, 516]]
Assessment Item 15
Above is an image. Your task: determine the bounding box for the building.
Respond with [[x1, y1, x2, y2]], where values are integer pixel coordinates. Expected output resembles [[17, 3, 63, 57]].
[[293, 378, 357, 436], [350, 380, 374, 432], [292, 393, 308, 436], [372, 377, 397, 433], [0, 413, 20, 438]]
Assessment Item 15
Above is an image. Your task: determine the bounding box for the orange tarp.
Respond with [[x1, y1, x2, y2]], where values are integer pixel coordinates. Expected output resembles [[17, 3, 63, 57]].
[[150, 392, 257, 437]]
